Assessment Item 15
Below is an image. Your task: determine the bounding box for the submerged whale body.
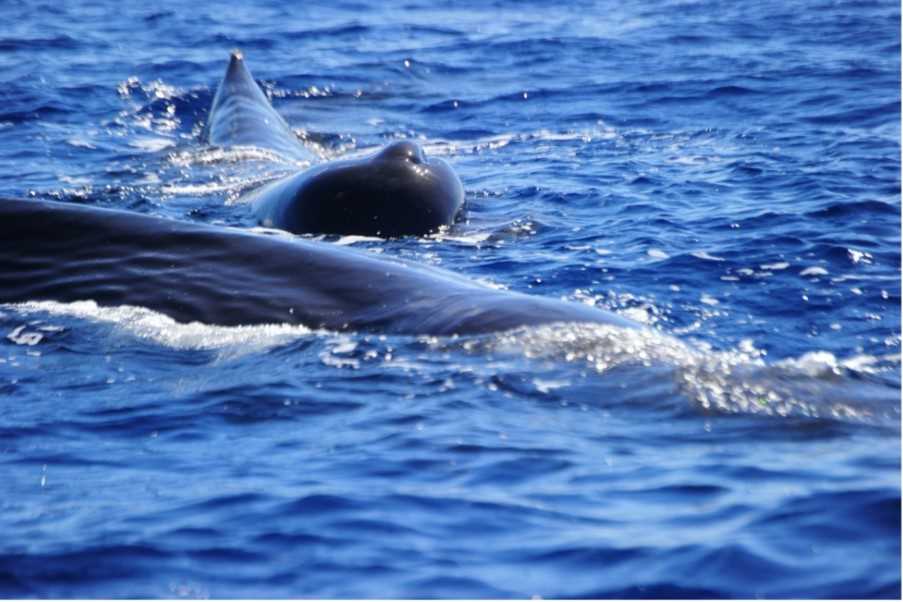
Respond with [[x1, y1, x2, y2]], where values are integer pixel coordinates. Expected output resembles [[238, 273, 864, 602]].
[[204, 52, 464, 237], [0, 199, 635, 336]]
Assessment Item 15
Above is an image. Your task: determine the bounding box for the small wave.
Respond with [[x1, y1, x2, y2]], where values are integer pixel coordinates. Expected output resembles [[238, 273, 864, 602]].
[[705, 85, 760, 98], [804, 100, 900, 126], [665, 34, 713, 45], [0, 35, 81, 51], [283, 23, 371, 39], [805, 199, 900, 219], [0, 101, 68, 124]]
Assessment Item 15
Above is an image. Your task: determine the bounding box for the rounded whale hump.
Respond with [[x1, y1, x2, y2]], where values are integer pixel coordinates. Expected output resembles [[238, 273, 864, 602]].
[[376, 140, 427, 164], [251, 139, 465, 238]]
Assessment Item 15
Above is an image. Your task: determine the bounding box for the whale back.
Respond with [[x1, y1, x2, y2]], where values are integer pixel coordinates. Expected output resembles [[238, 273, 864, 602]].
[[202, 51, 316, 162], [0, 199, 635, 335]]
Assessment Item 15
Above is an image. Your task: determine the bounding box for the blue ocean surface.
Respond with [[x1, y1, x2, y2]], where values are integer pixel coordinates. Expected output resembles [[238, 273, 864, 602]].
[[0, 0, 900, 597]]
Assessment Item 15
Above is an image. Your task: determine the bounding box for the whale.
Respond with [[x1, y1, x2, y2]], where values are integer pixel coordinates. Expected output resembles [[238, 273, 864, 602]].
[[204, 52, 464, 237], [202, 51, 316, 162], [247, 139, 465, 238], [0, 198, 635, 336]]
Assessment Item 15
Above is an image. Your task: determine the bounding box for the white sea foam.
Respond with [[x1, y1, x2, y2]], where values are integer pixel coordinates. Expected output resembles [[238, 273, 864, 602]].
[[760, 261, 789, 271], [847, 248, 873, 264], [417, 125, 623, 158], [800, 266, 829, 277], [130, 137, 176, 152], [4, 301, 896, 424], [334, 234, 383, 246], [65, 137, 98, 149], [473, 322, 899, 425], [7, 325, 43, 346], [691, 250, 725, 262], [6, 301, 312, 356], [167, 146, 309, 168], [430, 231, 494, 246]]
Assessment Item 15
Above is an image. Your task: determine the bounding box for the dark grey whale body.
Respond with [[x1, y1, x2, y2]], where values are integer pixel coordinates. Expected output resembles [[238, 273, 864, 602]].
[[204, 52, 464, 237], [202, 51, 316, 162], [0, 199, 635, 335], [247, 140, 464, 238]]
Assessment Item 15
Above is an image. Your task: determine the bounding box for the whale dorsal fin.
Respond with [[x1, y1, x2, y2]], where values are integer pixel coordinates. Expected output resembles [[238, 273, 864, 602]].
[[202, 51, 316, 162]]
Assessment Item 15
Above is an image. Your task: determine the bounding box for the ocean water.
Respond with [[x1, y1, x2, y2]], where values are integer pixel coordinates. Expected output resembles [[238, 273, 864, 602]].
[[0, 0, 900, 597]]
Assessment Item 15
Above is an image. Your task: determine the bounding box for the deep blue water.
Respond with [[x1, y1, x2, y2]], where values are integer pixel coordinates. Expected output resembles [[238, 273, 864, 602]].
[[0, 0, 900, 597]]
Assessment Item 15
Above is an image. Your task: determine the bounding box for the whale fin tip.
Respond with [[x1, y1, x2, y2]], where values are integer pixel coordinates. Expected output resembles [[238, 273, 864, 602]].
[[224, 49, 252, 84]]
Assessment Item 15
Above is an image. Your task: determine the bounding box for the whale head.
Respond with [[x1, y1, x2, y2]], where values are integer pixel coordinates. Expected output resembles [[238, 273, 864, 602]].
[[261, 139, 465, 238]]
